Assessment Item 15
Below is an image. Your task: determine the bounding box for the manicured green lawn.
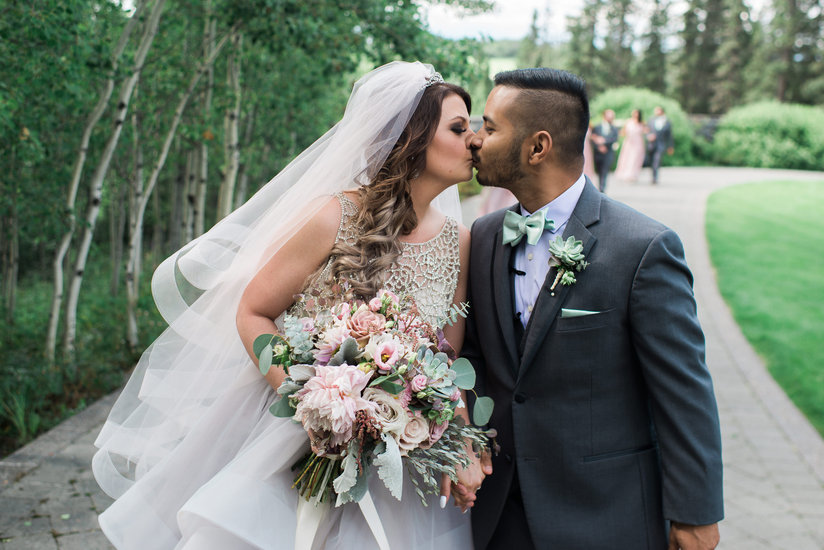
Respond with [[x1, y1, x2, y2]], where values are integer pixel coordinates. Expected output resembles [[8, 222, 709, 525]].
[[706, 180, 824, 435]]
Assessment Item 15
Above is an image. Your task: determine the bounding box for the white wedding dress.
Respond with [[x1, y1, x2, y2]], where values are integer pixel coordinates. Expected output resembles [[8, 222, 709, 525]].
[[97, 193, 472, 550]]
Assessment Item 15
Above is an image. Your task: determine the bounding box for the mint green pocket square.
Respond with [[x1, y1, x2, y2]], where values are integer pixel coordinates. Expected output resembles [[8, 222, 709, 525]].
[[560, 308, 601, 318]]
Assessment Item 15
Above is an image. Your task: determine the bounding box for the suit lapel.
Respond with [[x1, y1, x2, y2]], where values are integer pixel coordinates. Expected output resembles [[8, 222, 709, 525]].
[[517, 180, 601, 379], [491, 206, 520, 372]]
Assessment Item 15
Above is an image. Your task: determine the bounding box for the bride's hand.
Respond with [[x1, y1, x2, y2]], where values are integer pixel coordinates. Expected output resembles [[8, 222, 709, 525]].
[[439, 449, 493, 512]]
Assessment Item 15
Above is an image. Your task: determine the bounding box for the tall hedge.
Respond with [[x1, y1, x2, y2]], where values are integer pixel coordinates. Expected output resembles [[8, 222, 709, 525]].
[[590, 87, 695, 166], [712, 102, 824, 170]]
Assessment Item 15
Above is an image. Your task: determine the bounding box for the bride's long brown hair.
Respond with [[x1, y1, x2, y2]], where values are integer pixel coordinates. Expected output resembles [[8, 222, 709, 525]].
[[319, 82, 471, 299]]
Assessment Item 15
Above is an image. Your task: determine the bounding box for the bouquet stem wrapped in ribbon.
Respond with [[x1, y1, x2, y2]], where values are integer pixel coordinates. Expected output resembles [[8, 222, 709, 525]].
[[254, 288, 494, 508]]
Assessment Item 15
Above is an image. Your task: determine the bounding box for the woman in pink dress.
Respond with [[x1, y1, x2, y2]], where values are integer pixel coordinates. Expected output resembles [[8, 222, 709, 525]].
[[614, 109, 647, 183]]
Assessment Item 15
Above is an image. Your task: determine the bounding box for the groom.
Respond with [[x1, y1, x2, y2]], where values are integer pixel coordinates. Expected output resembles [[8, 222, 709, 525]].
[[457, 69, 723, 549]]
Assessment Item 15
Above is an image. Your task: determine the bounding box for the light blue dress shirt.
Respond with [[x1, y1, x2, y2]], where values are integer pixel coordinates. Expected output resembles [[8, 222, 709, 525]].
[[514, 174, 586, 327]]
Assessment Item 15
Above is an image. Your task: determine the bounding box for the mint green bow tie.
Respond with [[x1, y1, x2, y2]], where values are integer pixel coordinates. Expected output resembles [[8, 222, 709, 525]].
[[502, 209, 556, 246]]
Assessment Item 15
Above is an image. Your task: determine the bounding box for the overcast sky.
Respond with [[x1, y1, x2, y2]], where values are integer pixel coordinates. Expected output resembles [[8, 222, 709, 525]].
[[423, 1, 582, 42]]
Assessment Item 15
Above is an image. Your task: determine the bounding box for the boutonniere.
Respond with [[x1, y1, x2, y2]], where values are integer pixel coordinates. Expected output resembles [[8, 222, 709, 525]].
[[548, 236, 589, 296]]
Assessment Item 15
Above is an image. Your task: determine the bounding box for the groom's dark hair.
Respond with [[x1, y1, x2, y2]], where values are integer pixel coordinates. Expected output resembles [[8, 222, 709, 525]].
[[494, 68, 589, 168]]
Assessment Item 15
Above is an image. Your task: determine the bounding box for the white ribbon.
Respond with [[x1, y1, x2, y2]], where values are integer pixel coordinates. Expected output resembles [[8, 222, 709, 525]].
[[358, 489, 391, 550], [293, 489, 390, 550], [294, 497, 329, 550]]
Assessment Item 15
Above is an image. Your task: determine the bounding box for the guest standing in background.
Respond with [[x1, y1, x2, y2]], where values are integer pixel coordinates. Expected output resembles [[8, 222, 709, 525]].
[[647, 106, 674, 184], [590, 109, 618, 193]]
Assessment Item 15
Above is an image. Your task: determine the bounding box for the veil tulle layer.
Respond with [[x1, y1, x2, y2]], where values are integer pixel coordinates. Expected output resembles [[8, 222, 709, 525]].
[[93, 61, 461, 497]]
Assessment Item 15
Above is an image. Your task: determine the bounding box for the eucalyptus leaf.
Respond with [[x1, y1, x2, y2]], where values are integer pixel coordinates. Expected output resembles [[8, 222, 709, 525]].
[[269, 396, 296, 418], [450, 357, 476, 390], [472, 396, 494, 426], [253, 333, 274, 358], [258, 344, 274, 376]]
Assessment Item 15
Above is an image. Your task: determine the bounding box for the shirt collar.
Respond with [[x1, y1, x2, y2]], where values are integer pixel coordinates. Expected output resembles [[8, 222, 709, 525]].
[[519, 173, 586, 232]]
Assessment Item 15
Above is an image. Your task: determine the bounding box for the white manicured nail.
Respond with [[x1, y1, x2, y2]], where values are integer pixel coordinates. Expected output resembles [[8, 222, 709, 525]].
[[439, 496, 447, 509]]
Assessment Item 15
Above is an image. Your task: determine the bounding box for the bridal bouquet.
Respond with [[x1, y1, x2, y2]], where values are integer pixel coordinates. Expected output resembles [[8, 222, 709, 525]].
[[254, 288, 493, 507]]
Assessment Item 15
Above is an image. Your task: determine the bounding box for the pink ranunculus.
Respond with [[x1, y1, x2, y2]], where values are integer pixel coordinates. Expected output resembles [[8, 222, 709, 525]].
[[347, 306, 386, 344], [410, 374, 428, 393], [426, 420, 448, 447], [368, 296, 383, 312], [374, 339, 400, 372], [293, 364, 376, 449]]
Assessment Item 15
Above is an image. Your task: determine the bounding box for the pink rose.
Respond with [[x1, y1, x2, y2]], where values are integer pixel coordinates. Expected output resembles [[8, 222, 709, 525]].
[[374, 339, 400, 372], [368, 296, 383, 312], [410, 374, 428, 393], [347, 306, 386, 343]]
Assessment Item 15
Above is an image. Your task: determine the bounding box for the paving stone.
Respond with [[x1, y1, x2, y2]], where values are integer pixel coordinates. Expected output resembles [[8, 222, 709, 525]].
[[1, 533, 59, 550]]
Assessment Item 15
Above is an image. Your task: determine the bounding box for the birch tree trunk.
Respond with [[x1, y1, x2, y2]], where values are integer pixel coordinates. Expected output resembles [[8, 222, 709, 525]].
[[126, 108, 145, 350], [46, 0, 146, 361], [216, 31, 242, 221], [122, 25, 235, 345], [63, 0, 166, 356], [109, 180, 127, 296], [234, 105, 256, 209], [195, 6, 216, 238], [2, 197, 19, 325], [183, 149, 196, 243]]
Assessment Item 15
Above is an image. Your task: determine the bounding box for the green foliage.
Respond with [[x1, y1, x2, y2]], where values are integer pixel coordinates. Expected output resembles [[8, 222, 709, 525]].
[[0, 255, 165, 456], [712, 102, 824, 170], [590, 87, 695, 165], [706, 181, 824, 436]]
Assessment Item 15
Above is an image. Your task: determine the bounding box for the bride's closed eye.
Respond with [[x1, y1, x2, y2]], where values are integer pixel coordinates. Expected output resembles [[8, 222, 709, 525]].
[[451, 125, 468, 135]]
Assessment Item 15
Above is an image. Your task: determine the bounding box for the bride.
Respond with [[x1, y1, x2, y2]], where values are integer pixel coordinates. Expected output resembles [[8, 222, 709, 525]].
[[92, 61, 483, 549]]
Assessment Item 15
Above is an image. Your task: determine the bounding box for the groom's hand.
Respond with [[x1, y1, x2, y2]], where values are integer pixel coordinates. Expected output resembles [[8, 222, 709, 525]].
[[668, 522, 719, 550], [439, 450, 493, 512]]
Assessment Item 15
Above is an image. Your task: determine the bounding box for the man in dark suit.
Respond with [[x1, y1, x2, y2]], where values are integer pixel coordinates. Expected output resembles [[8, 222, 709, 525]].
[[454, 69, 723, 549], [648, 105, 674, 184], [589, 108, 618, 192]]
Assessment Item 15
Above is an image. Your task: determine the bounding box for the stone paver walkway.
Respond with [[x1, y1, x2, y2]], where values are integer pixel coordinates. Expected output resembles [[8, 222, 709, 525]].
[[2, 167, 823, 548]]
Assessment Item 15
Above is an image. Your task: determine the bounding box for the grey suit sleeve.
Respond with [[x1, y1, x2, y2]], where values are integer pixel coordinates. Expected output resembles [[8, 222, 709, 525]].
[[629, 229, 724, 525], [461, 220, 488, 410]]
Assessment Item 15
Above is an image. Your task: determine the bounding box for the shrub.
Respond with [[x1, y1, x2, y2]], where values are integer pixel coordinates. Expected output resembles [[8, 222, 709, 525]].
[[712, 102, 824, 170], [590, 87, 695, 166]]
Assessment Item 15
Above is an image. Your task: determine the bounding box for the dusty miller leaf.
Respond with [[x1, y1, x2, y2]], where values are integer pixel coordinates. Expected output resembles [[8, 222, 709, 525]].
[[374, 434, 403, 500]]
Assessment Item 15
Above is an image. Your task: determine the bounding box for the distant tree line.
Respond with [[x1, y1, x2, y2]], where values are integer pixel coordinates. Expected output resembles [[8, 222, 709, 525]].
[[515, 0, 823, 114]]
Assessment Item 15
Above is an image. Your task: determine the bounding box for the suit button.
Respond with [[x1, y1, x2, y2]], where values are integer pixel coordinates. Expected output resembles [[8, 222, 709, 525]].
[[514, 393, 526, 403]]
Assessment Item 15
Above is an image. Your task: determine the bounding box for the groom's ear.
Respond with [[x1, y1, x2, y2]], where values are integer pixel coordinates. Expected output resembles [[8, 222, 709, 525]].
[[527, 131, 552, 165]]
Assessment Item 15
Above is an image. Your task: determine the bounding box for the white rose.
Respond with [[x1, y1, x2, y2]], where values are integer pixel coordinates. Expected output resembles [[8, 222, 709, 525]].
[[363, 388, 408, 440], [398, 413, 430, 455]]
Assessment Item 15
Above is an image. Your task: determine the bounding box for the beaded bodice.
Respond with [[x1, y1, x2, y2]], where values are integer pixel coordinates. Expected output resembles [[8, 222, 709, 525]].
[[307, 192, 460, 326]]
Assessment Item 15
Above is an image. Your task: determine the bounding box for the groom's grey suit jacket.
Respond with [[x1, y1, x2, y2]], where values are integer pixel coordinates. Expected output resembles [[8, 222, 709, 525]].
[[464, 180, 723, 549]]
